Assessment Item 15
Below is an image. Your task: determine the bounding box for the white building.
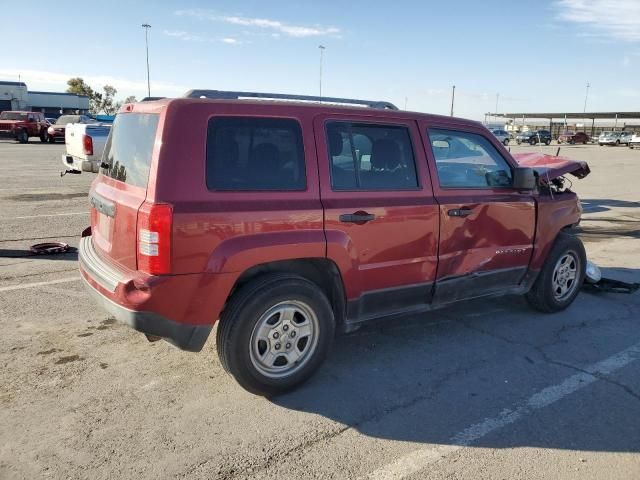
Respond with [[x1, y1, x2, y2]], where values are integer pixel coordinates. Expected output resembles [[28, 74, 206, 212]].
[[0, 80, 90, 117]]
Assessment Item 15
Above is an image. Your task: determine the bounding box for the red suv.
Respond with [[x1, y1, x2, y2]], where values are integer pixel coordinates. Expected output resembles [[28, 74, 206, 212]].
[[80, 91, 591, 395], [0, 111, 49, 143], [558, 131, 590, 145]]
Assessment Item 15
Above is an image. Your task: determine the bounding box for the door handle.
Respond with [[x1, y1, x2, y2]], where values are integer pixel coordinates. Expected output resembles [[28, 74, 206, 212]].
[[447, 207, 473, 218], [339, 212, 376, 223]]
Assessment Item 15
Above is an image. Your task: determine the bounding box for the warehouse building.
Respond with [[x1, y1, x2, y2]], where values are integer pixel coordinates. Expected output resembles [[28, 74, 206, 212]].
[[0, 80, 90, 117]]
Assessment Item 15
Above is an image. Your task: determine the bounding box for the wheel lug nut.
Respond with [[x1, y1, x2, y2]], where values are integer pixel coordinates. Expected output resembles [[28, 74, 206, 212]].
[[286, 343, 291, 349], [275, 343, 281, 350], [283, 325, 289, 331], [290, 331, 296, 338], [273, 332, 279, 339]]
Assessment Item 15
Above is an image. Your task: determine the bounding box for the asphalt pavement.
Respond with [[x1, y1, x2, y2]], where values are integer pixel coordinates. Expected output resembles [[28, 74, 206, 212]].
[[0, 139, 639, 479]]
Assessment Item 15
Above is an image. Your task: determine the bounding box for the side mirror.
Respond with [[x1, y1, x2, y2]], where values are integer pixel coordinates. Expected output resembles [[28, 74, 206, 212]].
[[512, 167, 537, 190]]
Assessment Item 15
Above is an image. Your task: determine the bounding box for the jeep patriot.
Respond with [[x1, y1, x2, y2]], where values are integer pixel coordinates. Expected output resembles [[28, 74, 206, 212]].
[[80, 90, 590, 395]]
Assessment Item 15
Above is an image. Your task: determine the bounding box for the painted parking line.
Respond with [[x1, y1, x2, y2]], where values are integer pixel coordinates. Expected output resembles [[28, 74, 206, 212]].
[[366, 340, 640, 480], [9, 212, 87, 220], [0, 277, 80, 293]]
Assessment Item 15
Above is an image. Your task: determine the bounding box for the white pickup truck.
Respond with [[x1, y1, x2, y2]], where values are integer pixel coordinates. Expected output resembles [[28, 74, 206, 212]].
[[61, 123, 112, 174]]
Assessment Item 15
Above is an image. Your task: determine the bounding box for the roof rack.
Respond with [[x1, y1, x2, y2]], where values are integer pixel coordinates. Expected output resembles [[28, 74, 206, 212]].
[[183, 89, 398, 110]]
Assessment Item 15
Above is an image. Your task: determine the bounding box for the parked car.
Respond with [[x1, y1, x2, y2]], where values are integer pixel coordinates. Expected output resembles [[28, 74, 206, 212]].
[[490, 128, 511, 146], [557, 131, 590, 144], [628, 133, 640, 149], [80, 90, 590, 395], [599, 131, 632, 146], [48, 114, 96, 143], [515, 130, 552, 145], [61, 123, 112, 173], [0, 111, 49, 143]]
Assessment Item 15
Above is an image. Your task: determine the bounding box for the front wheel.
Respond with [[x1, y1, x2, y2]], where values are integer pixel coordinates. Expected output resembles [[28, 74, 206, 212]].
[[216, 273, 335, 396], [503, 138, 509, 146], [40, 130, 48, 143], [529, 139, 536, 146], [526, 232, 586, 313], [17, 129, 28, 144]]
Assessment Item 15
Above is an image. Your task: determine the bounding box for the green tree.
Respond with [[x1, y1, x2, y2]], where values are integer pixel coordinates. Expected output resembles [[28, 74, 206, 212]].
[[124, 95, 137, 104], [101, 85, 121, 116], [66, 77, 102, 115]]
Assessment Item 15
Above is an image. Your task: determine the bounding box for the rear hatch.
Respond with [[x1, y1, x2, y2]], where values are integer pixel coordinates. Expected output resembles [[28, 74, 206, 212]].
[[90, 111, 160, 270]]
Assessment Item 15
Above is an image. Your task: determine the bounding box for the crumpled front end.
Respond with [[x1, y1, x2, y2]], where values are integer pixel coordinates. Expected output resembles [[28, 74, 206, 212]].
[[512, 152, 590, 183]]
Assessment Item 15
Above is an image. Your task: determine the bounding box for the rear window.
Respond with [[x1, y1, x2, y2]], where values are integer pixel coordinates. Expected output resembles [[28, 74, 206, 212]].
[[101, 113, 159, 187], [206, 117, 306, 191]]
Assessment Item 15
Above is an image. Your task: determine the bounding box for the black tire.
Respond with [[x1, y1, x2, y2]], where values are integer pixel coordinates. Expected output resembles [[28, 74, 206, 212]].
[[516, 140, 522, 145], [616, 140, 620, 145], [40, 129, 48, 143], [503, 138, 509, 146], [48, 135, 56, 144], [216, 273, 335, 396], [526, 232, 586, 313], [545, 139, 551, 145], [529, 139, 536, 146], [17, 129, 28, 144]]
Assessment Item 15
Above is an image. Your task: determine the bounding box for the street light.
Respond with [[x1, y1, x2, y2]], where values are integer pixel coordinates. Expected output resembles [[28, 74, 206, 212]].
[[583, 82, 590, 113], [142, 24, 152, 98], [318, 45, 326, 99]]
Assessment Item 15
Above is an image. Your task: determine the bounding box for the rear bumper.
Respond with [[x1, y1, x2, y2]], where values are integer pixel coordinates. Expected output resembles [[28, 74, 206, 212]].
[[79, 235, 234, 352], [81, 273, 211, 351], [62, 154, 99, 173]]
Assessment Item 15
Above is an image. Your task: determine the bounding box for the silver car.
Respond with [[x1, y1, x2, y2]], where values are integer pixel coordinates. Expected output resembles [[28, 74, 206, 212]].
[[490, 128, 511, 146], [599, 131, 632, 146]]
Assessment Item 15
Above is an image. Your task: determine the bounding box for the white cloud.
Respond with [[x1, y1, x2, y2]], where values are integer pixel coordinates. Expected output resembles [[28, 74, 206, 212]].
[[0, 68, 187, 97], [163, 29, 242, 44], [555, 0, 640, 41], [175, 9, 341, 38]]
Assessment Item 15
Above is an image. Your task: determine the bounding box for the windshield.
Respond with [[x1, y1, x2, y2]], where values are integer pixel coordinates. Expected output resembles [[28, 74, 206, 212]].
[[0, 112, 28, 121], [56, 115, 81, 125]]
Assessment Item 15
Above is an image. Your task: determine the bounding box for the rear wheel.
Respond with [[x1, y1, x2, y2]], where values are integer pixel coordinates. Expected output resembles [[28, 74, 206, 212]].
[[545, 139, 551, 145], [503, 138, 509, 146], [216, 273, 335, 396], [526, 232, 586, 313], [529, 138, 536, 146], [48, 135, 56, 143], [40, 129, 48, 143], [616, 139, 620, 145]]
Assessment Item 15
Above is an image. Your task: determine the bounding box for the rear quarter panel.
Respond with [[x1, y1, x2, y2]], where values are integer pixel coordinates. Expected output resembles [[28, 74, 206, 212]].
[[150, 100, 325, 275]]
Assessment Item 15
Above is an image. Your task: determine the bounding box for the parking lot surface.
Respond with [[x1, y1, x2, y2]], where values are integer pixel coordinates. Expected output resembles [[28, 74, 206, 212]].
[[1, 140, 639, 479]]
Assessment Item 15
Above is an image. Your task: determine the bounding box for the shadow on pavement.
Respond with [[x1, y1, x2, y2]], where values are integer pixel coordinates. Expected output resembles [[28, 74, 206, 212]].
[[273, 267, 640, 454]]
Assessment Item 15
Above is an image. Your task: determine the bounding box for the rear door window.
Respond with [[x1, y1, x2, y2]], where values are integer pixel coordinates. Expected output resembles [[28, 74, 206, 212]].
[[101, 113, 159, 187], [326, 122, 418, 190], [206, 117, 306, 191]]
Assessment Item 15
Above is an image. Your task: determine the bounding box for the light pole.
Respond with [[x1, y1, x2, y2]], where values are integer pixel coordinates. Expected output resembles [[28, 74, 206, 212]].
[[583, 82, 590, 113], [142, 24, 152, 98], [318, 45, 326, 99], [450, 85, 455, 117]]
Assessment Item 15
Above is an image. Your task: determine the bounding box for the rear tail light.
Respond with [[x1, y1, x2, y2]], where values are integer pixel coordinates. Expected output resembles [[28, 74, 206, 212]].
[[82, 134, 94, 155], [137, 202, 172, 275]]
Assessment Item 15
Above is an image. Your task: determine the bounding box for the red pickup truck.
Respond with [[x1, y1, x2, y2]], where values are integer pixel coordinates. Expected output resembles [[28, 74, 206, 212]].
[[0, 111, 49, 143], [79, 91, 590, 395]]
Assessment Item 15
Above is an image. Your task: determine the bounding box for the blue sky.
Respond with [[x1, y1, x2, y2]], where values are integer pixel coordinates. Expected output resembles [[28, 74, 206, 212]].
[[1, 0, 639, 120]]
